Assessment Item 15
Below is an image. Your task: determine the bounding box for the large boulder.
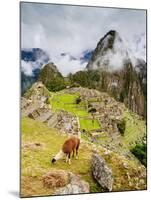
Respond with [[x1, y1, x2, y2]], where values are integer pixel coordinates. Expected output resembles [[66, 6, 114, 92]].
[[92, 153, 113, 191], [55, 171, 89, 195]]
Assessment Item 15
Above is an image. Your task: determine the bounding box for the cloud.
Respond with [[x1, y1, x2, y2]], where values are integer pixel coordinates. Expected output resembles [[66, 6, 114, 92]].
[[90, 32, 130, 71], [21, 60, 33, 76], [53, 54, 87, 76], [21, 2, 146, 74]]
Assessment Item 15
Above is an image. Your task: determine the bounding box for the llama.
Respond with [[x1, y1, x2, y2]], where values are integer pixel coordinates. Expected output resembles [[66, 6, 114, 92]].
[[51, 136, 80, 165]]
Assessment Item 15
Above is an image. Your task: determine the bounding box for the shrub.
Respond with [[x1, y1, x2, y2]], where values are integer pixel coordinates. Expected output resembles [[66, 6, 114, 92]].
[[76, 97, 81, 104], [46, 77, 66, 92], [131, 143, 147, 167], [117, 119, 126, 136], [88, 107, 97, 114]]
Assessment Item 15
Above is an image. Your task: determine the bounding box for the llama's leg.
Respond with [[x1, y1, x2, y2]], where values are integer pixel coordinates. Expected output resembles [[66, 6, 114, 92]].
[[76, 150, 78, 159], [65, 154, 68, 163], [68, 153, 71, 165], [72, 149, 75, 158], [76, 144, 79, 159]]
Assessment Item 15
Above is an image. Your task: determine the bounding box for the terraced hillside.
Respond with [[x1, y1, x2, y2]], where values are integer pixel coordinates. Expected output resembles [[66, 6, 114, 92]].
[[49, 92, 100, 132], [21, 84, 147, 197], [49, 88, 146, 156], [21, 117, 146, 197]]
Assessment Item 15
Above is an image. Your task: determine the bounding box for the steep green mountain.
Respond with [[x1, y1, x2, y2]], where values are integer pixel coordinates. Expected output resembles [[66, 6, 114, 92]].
[[39, 62, 66, 92]]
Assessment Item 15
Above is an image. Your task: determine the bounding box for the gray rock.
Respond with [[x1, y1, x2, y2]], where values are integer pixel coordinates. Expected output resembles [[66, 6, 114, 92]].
[[92, 153, 113, 191], [55, 172, 89, 195]]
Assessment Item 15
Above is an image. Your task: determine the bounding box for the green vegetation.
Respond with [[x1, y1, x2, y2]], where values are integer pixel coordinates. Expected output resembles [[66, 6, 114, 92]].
[[80, 118, 100, 131], [122, 111, 146, 148], [117, 119, 126, 136], [68, 70, 101, 89], [131, 143, 147, 167], [75, 97, 81, 104], [39, 63, 66, 92], [46, 77, 66, 92], [21, 117, 146, 197], [21, 117, 102, 197], [50, 92, 101, 131], [50, 93, 88, 117]]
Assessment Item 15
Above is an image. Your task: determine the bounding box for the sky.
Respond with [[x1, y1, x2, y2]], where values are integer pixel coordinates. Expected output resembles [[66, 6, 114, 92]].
[[21, 2, 146, 76]]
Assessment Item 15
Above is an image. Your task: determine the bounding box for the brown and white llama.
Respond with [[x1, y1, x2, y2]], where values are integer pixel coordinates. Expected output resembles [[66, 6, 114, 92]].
[[51, 136, 80, 165]]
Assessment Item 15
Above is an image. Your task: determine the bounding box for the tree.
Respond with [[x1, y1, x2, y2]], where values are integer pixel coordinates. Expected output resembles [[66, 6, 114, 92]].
[[46, 77, 66, 92], [88, 107, 97, 123], [76, 97, 81, 104], [131, 143, 147, 167]]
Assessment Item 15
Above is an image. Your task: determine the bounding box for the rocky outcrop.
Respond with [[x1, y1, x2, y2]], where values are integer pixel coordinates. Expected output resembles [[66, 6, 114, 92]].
[[92, 153, 113, 191], [24, 81, 50, 102], [55, 110, 79, 135], [21, 82, 53, 121], [55, 171, 89, 195]]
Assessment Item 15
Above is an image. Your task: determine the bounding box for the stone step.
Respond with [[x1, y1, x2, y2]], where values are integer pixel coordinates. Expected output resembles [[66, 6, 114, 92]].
[[36, 110, 53, 123], [47, 113, 58, 127]]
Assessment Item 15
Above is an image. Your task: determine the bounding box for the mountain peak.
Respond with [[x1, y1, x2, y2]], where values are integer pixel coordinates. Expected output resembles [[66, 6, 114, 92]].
[[105, 30, 117, 36], [86, 30, 128, 71], [42, 62, 59, 73], [39, 62, 64, 87]]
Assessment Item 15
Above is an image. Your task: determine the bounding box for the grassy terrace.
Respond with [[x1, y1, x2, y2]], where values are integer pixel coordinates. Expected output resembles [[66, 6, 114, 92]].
[[49, 92, 146, 150], [49, 92, 100, 131], [80, 118, 100, 131], [50, 93, 88, 116], [122, 110, 146, 148]]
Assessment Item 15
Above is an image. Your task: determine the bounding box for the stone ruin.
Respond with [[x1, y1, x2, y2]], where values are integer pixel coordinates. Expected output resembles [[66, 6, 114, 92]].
[[22, 96, 79, 135], [22, 84, 128, 141], [21, 82, 80, 136], [55, 110, 79, 135], [65, 87, 128, 150]]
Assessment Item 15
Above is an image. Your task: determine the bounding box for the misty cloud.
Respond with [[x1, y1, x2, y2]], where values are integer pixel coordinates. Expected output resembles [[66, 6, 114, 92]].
[[21, 60, 33, 76], [21, 2, 146, 75]]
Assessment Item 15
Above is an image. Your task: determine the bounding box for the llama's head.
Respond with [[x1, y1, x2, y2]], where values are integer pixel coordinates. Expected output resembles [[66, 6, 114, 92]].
[[51, 150, 64, 164], [51, 157, 56, 163]]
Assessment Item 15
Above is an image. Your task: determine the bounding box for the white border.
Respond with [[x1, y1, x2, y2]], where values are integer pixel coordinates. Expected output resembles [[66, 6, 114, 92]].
[[0, 0, 150, 200]]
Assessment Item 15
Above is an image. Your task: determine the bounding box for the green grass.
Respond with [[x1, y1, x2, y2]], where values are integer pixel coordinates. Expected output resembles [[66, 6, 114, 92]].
[[21, 117, 102, 197], [80, 118, 100, 131], [21, 117, 146, 197], [50, 93, 88, 117], [49, 92, 101, 129], [122, 110, 146, 148], [49, 91, 146, 151]]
